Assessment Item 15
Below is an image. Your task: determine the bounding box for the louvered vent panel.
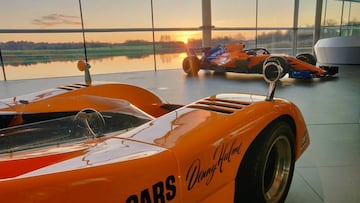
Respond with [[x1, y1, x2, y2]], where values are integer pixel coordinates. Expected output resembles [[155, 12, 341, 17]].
[[57, 84, 88, 91], [188, 98, 251, 114]]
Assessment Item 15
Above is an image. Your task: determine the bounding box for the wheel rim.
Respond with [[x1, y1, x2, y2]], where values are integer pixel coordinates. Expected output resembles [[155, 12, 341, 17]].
[[262, 135, 292, 203]]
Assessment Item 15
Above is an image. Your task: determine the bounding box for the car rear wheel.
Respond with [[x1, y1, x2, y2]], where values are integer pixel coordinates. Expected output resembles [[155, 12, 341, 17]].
[[234, 121, 295, 203], [296, 53, 317, 65], [182, 56, 200, 76]]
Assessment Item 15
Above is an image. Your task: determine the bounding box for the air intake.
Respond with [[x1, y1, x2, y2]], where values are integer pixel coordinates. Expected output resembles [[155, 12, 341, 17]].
[[188, 98, 251, 114], [57, 83, 88, 91]]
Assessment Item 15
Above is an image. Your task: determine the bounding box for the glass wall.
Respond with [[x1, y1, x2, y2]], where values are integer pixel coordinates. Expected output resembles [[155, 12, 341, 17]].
[[212, 0, 295, 53], [0, 0, 83, 80], [321, 0, 360, 38], [212, 0, 256, 28], [211, 0, 256, 49], [257, 0, 294, 28], [152, 0, 202, 70], [297, 0, 316, 53], [0, 0, 359, 81]]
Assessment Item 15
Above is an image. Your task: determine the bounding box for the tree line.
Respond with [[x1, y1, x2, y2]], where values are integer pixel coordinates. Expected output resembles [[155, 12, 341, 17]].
[[0, 40, 147, 50]]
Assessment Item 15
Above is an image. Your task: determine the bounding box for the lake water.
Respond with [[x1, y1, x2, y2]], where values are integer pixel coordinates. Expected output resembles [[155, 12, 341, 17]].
[[1, 52, 187, 80]]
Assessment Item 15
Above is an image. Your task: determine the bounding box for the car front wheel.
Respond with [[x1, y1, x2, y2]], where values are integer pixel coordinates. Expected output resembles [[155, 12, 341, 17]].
[[264, 57, 289, 78], [234, 121, 295, 203]]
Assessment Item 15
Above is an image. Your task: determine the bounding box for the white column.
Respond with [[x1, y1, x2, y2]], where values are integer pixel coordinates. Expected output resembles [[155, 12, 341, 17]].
[[293, 0, 299, 56], [202, 0, 212, 48], [314, 0, 323, 47]]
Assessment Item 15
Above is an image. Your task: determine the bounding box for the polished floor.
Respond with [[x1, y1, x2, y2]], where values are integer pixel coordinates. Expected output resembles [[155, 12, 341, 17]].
[[1, 65, 359, 203]]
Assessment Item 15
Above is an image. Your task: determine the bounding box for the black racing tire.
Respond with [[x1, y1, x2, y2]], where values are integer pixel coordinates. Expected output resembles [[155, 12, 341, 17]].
[[182, 56, 200, 76], [234, 121, 295, 203], [296, 53, 317, 66], [265, 57, 289, 78]]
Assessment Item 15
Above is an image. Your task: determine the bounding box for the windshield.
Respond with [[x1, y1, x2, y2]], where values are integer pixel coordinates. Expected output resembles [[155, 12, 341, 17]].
[[0, 98, 153, 154]]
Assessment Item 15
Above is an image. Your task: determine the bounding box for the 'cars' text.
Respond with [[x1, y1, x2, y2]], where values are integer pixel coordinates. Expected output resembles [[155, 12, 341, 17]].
[[126, 175, 176, 203]]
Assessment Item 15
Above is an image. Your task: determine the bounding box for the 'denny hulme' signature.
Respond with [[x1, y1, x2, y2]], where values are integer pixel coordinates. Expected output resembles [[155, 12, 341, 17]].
[[186, 140, 242, 190]]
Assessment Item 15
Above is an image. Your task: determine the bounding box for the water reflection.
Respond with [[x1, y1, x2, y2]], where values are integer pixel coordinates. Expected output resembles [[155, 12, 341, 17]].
[[3, 53, 186, 80]]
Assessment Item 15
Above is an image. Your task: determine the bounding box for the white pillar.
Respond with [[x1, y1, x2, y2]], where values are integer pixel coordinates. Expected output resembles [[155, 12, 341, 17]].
[[314, 0, 323, 46], [293, 0, 299, 56], [202, 0, 212, 48]]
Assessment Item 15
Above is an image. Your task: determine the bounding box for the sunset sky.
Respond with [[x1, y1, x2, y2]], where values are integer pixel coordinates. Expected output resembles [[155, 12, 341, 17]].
[[0, 0, 358, 43]]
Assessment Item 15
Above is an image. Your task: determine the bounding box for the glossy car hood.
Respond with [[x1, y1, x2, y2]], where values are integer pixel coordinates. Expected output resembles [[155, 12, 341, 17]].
[[119, 93, 275, 148]]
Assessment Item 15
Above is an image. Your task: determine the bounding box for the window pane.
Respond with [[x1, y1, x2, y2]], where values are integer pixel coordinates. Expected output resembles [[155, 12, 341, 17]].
[[323, 0, 343, 26], [342, 1, 360, 36], [212, 0, 256, 27], [258, 0, 294, 27], [82, 0, 151, 28], [0, 0, 79, 29], [350, 2, 360, 36], [212, 31, 256, 47], [154, 31, 197, 70], [153, 0, 201, 27], [349, 2, 360, 28], [0, 33, 84, 80], [257, 30, 293, 55], [298, 0, 316, 27], [297, 28, 313, 54]]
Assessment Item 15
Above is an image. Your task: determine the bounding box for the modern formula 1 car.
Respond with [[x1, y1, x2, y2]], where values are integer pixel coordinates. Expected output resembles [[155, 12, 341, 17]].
[[0, 60, 310, 203], [183, 43, 338, 78]]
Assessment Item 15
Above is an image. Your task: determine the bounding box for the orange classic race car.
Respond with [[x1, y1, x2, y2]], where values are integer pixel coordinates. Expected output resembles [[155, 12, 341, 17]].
[[183, 43, 338, 78], [0, 60, 309, 203]]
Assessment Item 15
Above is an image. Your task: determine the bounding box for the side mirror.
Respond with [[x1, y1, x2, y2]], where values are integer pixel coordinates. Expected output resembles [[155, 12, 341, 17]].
[[263, 60, 283, 101], [77, 60, 92, 85]]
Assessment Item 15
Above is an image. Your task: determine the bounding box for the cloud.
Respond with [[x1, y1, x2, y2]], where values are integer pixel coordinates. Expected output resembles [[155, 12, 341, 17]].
[[32, 13, 80, 27]]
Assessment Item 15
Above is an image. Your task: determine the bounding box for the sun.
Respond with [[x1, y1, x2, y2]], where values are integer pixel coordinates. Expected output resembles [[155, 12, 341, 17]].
[[175, 31, 200, 44]]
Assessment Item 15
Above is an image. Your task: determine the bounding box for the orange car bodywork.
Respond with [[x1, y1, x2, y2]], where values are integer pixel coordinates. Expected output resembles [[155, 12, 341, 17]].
[[211, 44, 327, 76], [0, 82, 309, 203]]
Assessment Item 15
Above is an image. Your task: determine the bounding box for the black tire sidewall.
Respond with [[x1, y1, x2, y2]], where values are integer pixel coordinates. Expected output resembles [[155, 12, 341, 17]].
[[235, 121, 295, 203], [182, 56, 200, 75], [296, 53, 317, 65], [265, 57, 289, 78], [182, 57, 191, 73]]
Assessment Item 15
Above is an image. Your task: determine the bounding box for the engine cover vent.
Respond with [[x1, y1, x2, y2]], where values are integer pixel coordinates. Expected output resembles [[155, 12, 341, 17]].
[[57, 83, 88, 91], [188, 98, 251, 114]]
